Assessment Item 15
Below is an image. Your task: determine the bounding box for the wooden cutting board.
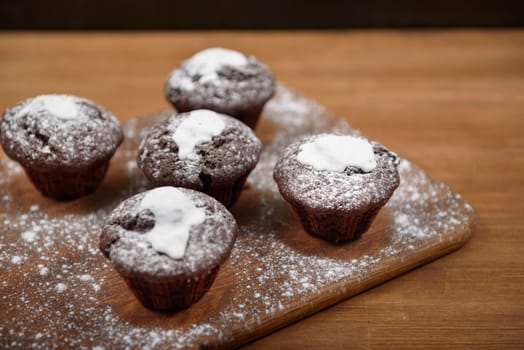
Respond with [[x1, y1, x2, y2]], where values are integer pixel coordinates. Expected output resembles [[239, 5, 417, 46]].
[[0, 86, 474, 349]]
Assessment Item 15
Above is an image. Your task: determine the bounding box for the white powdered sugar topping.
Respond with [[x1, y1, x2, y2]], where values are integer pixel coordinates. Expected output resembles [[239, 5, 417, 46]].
[[185, 48, 247, 84], [273, 132, 399, 213], [296, 134, 376, 172], [169, 48, 248, 91], [17, 95, 79, 120], [139, 187, 205, 259], [1, 94, 123, 169], [172, 110, 226, 160]]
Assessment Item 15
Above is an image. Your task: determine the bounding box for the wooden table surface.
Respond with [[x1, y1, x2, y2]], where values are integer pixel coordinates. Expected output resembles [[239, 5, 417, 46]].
[[0, 30, 523, 349]]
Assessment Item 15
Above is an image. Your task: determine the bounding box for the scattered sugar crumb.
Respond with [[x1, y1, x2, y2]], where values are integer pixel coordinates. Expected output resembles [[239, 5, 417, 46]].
[[79, 274, 93, 282], [55, 283, 67, 292], [21, 230, 37, 242], [10, 255, 23, 265], [38, 265, 49, 277]]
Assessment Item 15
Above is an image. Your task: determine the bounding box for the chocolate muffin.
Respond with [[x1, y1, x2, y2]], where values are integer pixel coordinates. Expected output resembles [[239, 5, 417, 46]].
[[164, 47, 275, 129], [137, 109, 262, 207], [273, 134, 400, 243], [99, 186, 238, 311], [0, 94, 123, 200]]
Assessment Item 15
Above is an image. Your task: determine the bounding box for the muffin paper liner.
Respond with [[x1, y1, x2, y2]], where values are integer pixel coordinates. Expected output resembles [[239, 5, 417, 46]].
[[205, 173, 250, 208], [23, 157, 111, 200], [122, 265, 221, 312], [289, 200, 384, 244]]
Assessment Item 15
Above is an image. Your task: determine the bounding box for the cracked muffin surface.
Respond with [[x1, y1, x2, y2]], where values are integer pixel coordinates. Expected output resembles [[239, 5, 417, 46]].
[[164, 47, 275, 129], [0, 94, 123, 169], [0, 94, 123, 199], [137, 109, 262, 207]]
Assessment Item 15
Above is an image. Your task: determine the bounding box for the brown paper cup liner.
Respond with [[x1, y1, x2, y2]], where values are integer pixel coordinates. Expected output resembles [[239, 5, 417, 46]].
[[23, 158, 111, 200], [123, 265, 221, 312], [290, 202, 384, 244], [232, 102, 267, 130], [204, 173, 250, 208]]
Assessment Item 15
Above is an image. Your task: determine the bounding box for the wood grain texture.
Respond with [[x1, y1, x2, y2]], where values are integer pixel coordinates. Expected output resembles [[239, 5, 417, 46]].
[[0, 30, 523, 349]]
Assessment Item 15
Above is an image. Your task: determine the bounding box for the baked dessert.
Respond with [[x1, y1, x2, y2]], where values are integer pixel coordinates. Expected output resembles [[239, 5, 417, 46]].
[[99, 186, 238, 311], [137, 109, 262, 208], [0, 94, 123, 200], [273, 134, 400, 243], [164, 47, 275, 129]]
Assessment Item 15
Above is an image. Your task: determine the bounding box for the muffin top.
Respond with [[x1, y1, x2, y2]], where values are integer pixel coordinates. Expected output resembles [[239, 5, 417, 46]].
[[100, 187, 238, 279], [137, 109, 262, 190], [0, 94, 123, 169], [164, 47, 275, 115], [273, 134, 400, 213]]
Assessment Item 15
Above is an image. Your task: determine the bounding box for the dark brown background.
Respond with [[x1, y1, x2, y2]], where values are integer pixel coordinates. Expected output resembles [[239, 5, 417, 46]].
[[0, 25, 523, 350], [1, 0, 523, 29]]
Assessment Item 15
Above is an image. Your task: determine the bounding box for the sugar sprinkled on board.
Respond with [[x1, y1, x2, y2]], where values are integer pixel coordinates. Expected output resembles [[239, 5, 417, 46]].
[[55, 283, 67, 293], [10, 255, 23, 265], [38, 265, 49, 277], [0, 85, 474, 349]]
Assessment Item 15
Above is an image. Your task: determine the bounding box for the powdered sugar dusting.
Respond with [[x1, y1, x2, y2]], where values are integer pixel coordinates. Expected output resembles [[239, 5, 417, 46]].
[[0, 85, 474, 349], [296, 135, 377, 172], [274, 133, 399, 213], [1, 94, 123, 168], [137, 111, 261, 193], [167, 48, 249, 91], [17, 95, 79, 120], [139, 187, 206, 260], [172, 109, 226, 160], [104, 187, 236, 278], [175, 48, 248, 89]]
